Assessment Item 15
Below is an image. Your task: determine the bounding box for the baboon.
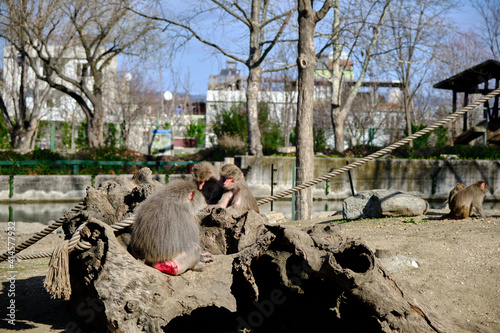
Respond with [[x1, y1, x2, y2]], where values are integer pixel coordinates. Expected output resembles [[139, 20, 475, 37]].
[[191, 162, 223, 204], [218, 164, 259, 213], [447, 182, 466, 208], [130, 179, 213, 275], [439, 182, 467, 210], [441, 181, 490, 219]]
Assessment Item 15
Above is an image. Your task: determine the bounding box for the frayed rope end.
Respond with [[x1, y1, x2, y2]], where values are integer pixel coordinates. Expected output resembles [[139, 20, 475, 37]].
[[44, 240, 72, 301]]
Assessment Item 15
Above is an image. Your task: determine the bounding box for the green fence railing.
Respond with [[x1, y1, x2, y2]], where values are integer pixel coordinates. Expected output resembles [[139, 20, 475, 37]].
[[0, 160, 198, 174]]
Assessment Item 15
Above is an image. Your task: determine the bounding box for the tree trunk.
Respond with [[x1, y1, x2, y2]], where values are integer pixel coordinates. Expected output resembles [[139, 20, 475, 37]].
[[246, 66, 263, 156], [403, 86, 413, 148], [86, 100, 105, 148], [330, 0, 345, 153], [56, 168, 493, 333], [332, 107, 348, 152], [10, 126, 37, 152], [295, 1, 323, 220]]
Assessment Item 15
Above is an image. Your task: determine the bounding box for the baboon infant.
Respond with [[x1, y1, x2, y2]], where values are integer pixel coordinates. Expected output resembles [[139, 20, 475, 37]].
[[218, 164, 259, 213], [130, 179, 213, 275], [442, 181, 490, 219], [191, 161, 223, 204]]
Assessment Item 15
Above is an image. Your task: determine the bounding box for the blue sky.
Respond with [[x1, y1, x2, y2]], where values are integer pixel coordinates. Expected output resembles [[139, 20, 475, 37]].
[[164, 1, 484, 96]]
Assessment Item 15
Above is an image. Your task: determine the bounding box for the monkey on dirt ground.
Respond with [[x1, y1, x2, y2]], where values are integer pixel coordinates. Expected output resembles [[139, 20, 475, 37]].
[[438, 182, 466, 209], [130, 179, 213, 275], [217, 164, 259, 213], [448, 182, 466, 204], [191, 161, 223, 204], [441, 181, 490, 219]]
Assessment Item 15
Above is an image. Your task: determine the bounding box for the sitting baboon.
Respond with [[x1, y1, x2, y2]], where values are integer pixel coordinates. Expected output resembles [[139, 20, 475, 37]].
[[191, 161, 223, 204], [130, 179, 213, 275], [218, 164, 259, 213], [441, 181, 490, 219]]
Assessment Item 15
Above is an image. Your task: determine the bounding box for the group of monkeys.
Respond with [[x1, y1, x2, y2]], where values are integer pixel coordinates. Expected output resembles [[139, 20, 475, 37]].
[[129, 159, 490, 276], [130, 162, 259, 276]]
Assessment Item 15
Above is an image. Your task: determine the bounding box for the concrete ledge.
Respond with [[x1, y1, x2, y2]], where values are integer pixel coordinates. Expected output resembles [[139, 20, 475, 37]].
[[0, 176, 9, 200], [11, 175, 91, 201], [94, 174, 166, 187], [5, 157, 500, 202]]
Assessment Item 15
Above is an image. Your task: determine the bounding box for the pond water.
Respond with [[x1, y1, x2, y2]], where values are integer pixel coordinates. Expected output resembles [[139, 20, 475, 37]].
[[2, 199, 499, 223]]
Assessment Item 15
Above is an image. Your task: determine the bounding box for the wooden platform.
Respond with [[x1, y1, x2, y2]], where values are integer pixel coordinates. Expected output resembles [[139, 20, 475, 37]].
[[453, 125, 486, 145]]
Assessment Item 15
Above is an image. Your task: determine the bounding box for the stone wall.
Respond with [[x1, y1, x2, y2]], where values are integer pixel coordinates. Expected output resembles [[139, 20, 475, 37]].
[[2, 157, 499, 202], [237, 156, 500, 200]]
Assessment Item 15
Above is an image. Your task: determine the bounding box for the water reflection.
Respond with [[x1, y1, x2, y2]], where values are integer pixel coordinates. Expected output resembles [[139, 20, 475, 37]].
[[0, 202, 80, 224], [2, 199, 499, 223]]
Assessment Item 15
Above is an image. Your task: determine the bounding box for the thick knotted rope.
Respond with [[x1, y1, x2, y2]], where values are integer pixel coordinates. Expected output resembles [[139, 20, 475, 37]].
[[44, 215, 136, 299], [0, 202, 85, 262]]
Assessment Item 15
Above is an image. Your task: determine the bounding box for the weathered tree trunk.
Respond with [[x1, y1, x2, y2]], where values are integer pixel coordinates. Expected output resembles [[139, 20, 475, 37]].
[[332, 107, 348, 152], [295, 1, 333, 220], [57, 167, 493, 333], [86, 106, 105, 148], [330, 0, 346, 153], [246, 66, 263, 157]]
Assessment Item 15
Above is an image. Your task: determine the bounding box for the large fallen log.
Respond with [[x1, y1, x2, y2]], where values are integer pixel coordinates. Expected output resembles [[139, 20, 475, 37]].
[[58, 168, 492, 332]]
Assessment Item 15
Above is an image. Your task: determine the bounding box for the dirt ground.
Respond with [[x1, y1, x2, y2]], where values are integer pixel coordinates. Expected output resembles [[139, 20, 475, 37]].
[[0, 208, 499, 332]]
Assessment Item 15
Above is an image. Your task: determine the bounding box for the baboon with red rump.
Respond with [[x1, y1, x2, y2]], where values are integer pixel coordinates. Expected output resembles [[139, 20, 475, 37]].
[[441, 181, 490, 219], [130, 179, 213, 275], [218, 164, 259, 213], [191, 161, 223, 204]]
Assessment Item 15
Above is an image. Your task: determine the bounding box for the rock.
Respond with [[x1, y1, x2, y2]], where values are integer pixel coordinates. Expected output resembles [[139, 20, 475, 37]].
[[343, 189, 429, 220], [377, 253, 421, 273], [277, 146, 296, 154], [262, 211, 286, 224]]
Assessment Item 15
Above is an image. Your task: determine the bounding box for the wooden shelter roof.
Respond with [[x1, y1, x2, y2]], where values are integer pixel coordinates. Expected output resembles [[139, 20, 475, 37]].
[[433, 59, 500, 92]]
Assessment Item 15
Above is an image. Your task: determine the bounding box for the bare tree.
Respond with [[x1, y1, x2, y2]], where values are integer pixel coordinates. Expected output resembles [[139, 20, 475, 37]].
[[380, 0, 454, 146], [317, 0, 392, 153], [111, 69, 158, 150], [0, 0, 159, 148], [295, 0, 333, 220], [435, 31, 489, 79], [432, 30, 490, 141], [0, 43, 51, 151], [472, 0, 500, 60], [130, 0, 295, 156]]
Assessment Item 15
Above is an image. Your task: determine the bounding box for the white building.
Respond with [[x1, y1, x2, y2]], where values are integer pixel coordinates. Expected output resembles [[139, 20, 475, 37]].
[[2, 44, 117, 148]]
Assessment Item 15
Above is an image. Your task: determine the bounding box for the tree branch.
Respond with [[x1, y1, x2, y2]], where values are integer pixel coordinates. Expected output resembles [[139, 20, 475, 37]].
[[128, 6, 247, 64]]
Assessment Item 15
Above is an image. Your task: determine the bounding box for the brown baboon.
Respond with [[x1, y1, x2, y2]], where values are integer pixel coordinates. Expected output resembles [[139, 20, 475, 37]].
[[448, 182, 466, 208], [218, 164, 259, 213], [439, 182, 467, 209], [191, 161, 223, 204], [441, 181, 490, 219], [130, 179, 213, 275]]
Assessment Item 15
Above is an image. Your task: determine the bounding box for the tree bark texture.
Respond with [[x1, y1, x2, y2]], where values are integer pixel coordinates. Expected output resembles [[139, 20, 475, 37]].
[[295, 1, 318, 221], [246, 66, 264, 157], [58, 167, 493, 333], [330, 0, 346, 153]]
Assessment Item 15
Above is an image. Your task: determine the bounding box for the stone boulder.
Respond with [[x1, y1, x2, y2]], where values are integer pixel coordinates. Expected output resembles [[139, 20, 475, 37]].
[[343, 189, 429, 220]]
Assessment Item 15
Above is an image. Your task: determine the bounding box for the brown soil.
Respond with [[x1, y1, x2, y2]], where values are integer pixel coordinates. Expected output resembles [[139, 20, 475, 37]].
[[1, 208, 499, 332]]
